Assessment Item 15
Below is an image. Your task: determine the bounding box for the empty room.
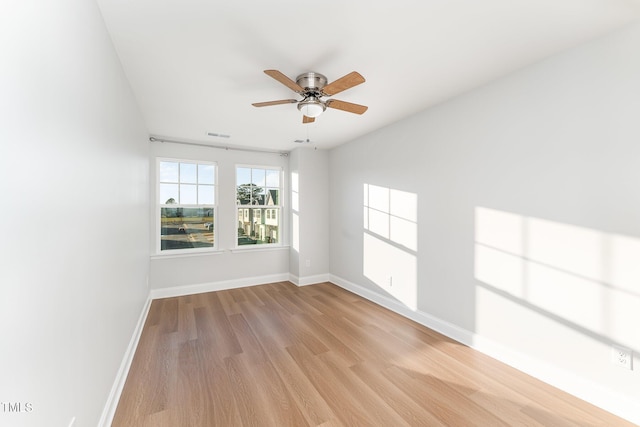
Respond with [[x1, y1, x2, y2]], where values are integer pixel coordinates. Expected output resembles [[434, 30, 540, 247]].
[[2, 1, 640, 426]]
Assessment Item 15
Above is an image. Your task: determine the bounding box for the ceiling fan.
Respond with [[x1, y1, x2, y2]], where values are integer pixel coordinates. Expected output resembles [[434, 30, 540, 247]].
[[252, 70, 368, 123]]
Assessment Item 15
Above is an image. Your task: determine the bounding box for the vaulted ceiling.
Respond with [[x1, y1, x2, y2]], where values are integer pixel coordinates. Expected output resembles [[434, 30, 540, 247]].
[[97, 0, 640, 151]]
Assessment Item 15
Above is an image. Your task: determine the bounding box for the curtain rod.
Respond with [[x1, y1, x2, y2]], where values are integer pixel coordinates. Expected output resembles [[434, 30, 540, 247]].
[[149, 136, 289, 157]]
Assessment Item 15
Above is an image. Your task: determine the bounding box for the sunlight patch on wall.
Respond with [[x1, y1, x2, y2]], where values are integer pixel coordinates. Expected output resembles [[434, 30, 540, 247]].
[[292, 212, 299, 251], [291, 172, 299, 211], [291, 172, 299, 251], [363, 184, 418, 310], [364, 184, 417, 251], [474, 207, 640, 350]]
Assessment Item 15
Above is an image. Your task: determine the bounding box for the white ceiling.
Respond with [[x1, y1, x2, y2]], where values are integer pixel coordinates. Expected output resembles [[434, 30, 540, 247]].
[[97, 0, 640, 152]]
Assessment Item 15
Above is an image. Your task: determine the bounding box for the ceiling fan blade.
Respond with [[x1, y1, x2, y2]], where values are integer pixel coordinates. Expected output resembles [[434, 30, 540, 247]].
[[302, 115, 315, 124], [252, 99, 298, 107], [326, 99, 368, 115], [322, 71, 365, 96], [264, 70, 305, 93]]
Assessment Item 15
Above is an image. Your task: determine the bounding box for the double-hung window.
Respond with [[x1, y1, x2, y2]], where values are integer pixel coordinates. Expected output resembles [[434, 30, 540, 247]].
[[158, 159, 216, 253], [236, 166, 282, 246]]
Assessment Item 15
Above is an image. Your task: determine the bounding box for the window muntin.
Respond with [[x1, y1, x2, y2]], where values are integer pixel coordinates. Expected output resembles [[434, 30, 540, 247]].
[[236, 166, 281, 246], [158, 159, 216, 253]]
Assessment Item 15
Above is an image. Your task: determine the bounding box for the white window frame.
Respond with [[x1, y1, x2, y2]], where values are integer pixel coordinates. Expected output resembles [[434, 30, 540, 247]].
[[235, 164, 283, 248], [156, 157, 218, 255]]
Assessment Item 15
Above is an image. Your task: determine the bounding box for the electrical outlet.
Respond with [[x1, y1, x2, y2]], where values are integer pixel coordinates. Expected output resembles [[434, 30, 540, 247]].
[[611, 346, 633, 370], [68, 417, 76, 427]]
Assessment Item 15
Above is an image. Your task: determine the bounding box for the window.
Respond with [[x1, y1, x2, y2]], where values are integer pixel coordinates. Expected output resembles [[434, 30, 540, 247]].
[[158, 159, 216, 253], [236, 166, 281, 246]]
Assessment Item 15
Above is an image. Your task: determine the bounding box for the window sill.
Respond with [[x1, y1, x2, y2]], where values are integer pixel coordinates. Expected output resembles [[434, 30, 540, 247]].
[[150, 245, 290, 259], [230, 245, 290, 254], [150, 249, 224, 260]]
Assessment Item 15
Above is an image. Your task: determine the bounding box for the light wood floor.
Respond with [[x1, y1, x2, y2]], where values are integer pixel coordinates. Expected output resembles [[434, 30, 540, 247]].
[[112, 282, 634, 426]]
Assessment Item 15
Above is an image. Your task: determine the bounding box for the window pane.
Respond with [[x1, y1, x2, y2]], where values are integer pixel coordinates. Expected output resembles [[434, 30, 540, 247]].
[[198, 164, 215, 184], [252, 168, 265, 186], [160, 183, 179, 204], [254, 186, 266, 205], [237, 184, 255, 205], [161, 207, 214, 251], [158, 159, 217, 254], [266, 169, 280, 187], [180, 184, 197, 204], [180, 163, 197, 184], [160, 161, 179, 182], [198, 185, 214, 204], [237, 208, 278, 245], [265, 188, 279, 205], [236, 166, 281, 248], [237, 167, 251, 185]]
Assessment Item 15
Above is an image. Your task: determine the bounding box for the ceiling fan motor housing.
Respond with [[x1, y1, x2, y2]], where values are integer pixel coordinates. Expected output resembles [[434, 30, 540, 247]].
[[296, 72, 327, 92]]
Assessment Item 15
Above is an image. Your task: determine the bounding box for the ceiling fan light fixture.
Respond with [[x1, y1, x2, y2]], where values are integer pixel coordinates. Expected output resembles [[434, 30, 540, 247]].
[[297, 97, 326, 118]]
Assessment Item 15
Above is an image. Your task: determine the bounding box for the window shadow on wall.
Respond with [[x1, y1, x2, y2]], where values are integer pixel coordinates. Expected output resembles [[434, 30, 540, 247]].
[[362, 183, 418, 310], [475, 207, 640, 354]]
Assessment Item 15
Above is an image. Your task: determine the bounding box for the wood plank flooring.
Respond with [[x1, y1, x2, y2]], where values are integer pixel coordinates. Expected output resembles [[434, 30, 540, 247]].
[[112, 282, 635, 426]]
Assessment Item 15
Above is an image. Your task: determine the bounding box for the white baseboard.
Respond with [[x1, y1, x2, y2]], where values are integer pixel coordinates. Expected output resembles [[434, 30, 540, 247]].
[[329, 274, 640, 426], [98, 296, 152, 427], [329, 274, 473, 344], [289, 273, 330, 287], [470, 334, 640, 425], [149, 273, 290, 299]]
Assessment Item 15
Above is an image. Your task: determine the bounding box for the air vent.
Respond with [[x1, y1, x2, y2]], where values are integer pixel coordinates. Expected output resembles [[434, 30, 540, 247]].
[[207, 132, 231, 138]]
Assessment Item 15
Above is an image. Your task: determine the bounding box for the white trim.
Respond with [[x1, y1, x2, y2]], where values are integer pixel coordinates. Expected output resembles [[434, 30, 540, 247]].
[[98, 296, 152, 427], [230, 245, 289, 253], [155, 157, 218, 254], [328, 274, 640, 426], [289, 273, 331, 287], [150, 249, 224, 260], [470, 336, 640, 425], [149, 273, 290, 299], [329, 274, 472, 344], [235, 165, 284, 247]]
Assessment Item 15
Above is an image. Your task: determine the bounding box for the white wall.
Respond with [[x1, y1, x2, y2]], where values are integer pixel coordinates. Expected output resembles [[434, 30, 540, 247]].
[[0, 1, 149, 426], [289, 147, 330, 285], [329, 22, 640, 423], [148, 141, 290, 294]]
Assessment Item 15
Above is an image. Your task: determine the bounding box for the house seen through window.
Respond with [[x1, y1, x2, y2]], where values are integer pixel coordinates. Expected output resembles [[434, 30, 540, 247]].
[[236, 166, 281, 246]]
